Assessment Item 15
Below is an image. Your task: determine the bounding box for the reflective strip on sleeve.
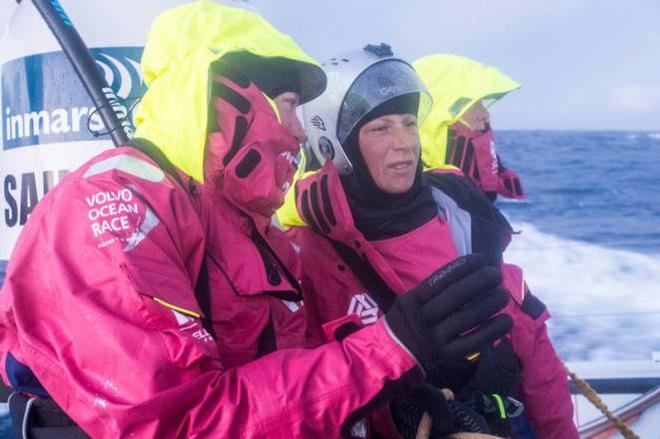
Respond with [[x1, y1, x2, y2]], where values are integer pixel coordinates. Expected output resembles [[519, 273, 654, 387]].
[[83, 154, 165, 182]]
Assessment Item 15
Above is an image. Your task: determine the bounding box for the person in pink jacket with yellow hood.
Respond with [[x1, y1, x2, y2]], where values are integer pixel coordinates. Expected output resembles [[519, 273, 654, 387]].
[[0, 3, 512, 438], [414, 54, 525, 202]]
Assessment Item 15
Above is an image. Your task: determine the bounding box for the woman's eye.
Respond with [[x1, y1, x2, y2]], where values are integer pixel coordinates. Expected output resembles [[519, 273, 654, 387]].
[[404, 117, 418, 127]]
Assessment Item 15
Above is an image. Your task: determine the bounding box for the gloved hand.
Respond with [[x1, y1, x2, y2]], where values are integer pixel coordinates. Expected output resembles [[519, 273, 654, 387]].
[[384, 254, 513, 378], [457, 338, 524, 438]]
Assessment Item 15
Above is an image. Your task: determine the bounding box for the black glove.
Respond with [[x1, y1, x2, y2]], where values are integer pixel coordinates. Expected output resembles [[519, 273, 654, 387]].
[[385, 254, 513, 377]]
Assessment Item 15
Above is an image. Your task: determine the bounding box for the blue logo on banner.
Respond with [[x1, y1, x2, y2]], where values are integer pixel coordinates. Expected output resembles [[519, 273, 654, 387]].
[[2, 47, 145, 150]]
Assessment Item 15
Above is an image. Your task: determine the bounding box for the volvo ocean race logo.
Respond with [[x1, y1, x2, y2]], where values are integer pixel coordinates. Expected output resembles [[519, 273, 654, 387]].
[[2, 47, 145, 150]]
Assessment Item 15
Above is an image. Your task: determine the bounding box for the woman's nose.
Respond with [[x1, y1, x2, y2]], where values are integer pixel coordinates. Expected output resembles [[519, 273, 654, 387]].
[[287, 117, 307, 144], [392, 126, 418, 151]]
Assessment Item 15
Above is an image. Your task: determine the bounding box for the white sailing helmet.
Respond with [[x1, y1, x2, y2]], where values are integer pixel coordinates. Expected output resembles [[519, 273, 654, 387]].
[[303, 43, 432, 174]]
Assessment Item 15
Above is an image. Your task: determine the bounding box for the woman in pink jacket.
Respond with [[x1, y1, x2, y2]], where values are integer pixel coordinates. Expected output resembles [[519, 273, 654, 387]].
[[279, 44, 578, 438], [0, 5, 511, 438]]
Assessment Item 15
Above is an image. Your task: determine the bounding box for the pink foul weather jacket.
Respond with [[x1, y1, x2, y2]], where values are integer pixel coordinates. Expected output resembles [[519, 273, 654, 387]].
[[280, 164, 578, 439]]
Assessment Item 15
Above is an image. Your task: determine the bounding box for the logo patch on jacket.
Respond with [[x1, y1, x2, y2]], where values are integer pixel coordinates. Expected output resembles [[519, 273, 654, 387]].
[[171, 309, 213, 343], [281, 299, 302, 313], [348, 293, 379, 325], [350, 419, 367, 438]]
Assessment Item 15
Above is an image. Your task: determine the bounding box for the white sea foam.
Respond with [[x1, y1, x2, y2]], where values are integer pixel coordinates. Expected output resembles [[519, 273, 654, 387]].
[[647, 132, 660, 140], [495, 197, 529, 204], [505, 222, 660, 361]]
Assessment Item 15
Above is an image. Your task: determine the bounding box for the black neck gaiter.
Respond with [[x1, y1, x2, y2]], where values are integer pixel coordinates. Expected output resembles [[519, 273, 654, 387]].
[[339, 99, 437, 241]]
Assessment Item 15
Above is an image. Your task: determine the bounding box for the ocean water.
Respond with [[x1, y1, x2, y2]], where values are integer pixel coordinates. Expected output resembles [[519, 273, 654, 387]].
[[495, 130, 660, 362], [0, 130, 658, 434]]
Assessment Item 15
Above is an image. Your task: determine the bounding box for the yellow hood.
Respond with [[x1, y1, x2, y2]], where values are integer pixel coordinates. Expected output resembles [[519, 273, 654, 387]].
[[134, 1, 326, 183], [275, 168, 321, 230], [414, 54, 520, 170]]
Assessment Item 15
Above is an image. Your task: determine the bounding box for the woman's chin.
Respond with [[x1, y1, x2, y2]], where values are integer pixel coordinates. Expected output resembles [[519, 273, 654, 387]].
[[378, 178, 416, 195]]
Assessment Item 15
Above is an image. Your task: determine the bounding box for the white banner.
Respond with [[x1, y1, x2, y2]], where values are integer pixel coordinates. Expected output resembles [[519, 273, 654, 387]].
[[0, 0, 229, 260]]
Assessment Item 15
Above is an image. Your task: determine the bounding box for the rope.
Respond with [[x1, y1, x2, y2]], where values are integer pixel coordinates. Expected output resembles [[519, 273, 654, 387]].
[[567, 368, 640, 439], [415, 412, 432, 439]]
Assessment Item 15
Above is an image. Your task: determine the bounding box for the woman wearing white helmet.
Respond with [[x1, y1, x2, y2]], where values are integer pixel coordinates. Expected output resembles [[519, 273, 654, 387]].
[[278, 44, 577, 438]]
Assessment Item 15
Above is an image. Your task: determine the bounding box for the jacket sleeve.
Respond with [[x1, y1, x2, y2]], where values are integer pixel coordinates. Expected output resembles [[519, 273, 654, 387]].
[[499, 263, 578, 438], [46, 300, 419, 438], [515, 304, 579, 438], [1, 163, 421, 438]]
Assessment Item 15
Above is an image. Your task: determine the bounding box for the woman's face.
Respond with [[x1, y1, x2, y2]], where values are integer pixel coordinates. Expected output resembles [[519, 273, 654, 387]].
[[274, 92, 306, 143], [358, 113, 420, 194]]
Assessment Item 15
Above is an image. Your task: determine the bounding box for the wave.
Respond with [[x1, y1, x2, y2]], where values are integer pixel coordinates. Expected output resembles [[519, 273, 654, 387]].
[[495, 197, 530, 204], [505, 222, 660, 361], [647, 132, 660, 140]]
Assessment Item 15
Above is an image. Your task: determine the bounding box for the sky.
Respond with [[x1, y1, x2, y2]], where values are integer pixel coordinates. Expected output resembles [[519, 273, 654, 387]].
[[2, 0, 660, 130]]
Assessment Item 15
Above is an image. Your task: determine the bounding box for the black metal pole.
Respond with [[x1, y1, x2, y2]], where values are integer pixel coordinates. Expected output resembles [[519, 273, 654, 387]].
[[30, 0, 133, 146]]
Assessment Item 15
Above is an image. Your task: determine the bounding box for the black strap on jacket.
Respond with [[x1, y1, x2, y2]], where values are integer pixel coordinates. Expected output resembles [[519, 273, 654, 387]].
[[129, 138, 188, 192], [192, 254, 217, 340], [329, 240, 398, 312], [251, 228, 303, 299]]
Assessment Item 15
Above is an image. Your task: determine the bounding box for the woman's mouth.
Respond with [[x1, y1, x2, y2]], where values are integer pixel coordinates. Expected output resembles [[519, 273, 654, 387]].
[[280, 151, 296, 167], [278, 150, 296, 192], [388, 160, 414, 172]]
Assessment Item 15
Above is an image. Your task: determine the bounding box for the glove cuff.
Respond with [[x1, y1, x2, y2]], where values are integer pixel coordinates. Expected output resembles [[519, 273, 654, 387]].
[[383, 315, 426, 376]]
